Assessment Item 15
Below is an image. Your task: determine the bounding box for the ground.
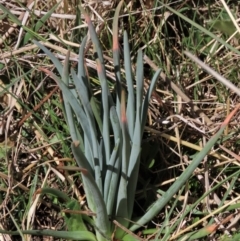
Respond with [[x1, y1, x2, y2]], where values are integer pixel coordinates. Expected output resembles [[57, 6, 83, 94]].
[[0, 0, 240, 240]]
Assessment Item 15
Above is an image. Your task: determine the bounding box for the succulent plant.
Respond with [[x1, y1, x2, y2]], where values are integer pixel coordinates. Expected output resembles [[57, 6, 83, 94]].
[[34, 1, 160, 240]]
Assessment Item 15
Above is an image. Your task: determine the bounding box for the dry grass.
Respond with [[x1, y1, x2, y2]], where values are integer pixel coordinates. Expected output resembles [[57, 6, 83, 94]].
[[0, 0, 240, 240]]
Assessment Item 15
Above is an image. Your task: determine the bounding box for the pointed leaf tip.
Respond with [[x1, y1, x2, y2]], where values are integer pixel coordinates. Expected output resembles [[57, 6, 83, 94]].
[[112, 0, 124, 51], [73, 141, 80, 147]]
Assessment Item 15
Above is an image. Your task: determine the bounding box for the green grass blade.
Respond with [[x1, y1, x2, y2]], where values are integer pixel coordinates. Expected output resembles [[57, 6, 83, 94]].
[[110, 106, 121, 143], [64, 199, 88, 231], [6, 206, 25, 241], [72, 142, 110, 241], [115, 177, 128, 238], [23, 2, 60, 44], [23, 168, 39, 229], [130, 104, 240, 231], [33, 40, 63, 74], [62, 96, 85, 153], [104, 107, 122, 214], [84, 133, 95, 171], [79, 6, 105, 64], [112, 0, 124, 115], [79, 32, 102, 133], [135, 49, 144, 117], [0, 3, 21, 24], [34, 3, 60, 32], [39, 68, 93, 157], [71, 68, 102, 174], [80, 8, 111, 165], [71, 70, 95, 131], [141, 69, 161, 134], [71, 68, 103, 192], [0, 230, 97, 241], [124, 31, 135, 139], [78, 39, 102, 138], [38, 187, 71, 202], [61, 51, 83, 144], [96, 58, 111, 163], [126, 50, 148, 218], [105, 139, 120, 214], [90, 96, 103, 134], [115, 90, 130, 238], [127, 50, 144, 179], [126, 159, 140, 220], [78, 36, 89, 89], [0, 4, 46, 41]]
